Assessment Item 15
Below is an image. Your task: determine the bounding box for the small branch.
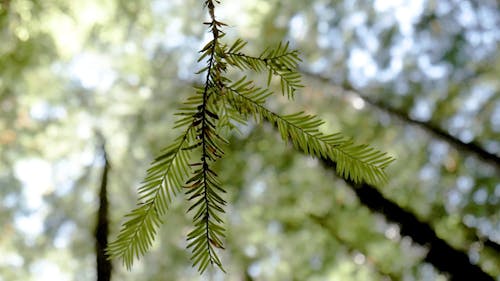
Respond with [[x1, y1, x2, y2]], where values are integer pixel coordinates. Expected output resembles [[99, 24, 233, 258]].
[[462, 223, 500, 254], [483, 238, 500, 253], [301, 70, 500, 170], [310, 214, 402, 281]]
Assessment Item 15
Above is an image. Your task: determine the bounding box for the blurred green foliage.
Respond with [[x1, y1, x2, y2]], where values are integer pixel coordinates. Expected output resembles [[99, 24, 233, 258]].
[[0, 0, 498, 280]]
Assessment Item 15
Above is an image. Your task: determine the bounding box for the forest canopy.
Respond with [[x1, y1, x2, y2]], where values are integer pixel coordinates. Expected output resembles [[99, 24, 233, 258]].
[[0, 0, 499, 280]]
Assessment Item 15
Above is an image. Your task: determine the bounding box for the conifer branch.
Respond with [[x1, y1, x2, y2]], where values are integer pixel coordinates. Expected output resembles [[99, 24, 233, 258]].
[[225, 39, 303, 98], [184, 0, 227, 273], [107, 125, 195, 269], [109, 0, 394, 274], [225, 82, 394, 185]]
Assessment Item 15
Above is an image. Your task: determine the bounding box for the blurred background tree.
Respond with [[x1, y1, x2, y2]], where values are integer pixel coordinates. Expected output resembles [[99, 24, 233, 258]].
[[0, 0, 498, 280]]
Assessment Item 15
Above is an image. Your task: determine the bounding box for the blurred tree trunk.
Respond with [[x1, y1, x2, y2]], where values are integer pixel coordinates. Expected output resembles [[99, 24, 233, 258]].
[[318, 157, 494, 281], [95, 137, 112, 281], [269, 118, 492, 279]]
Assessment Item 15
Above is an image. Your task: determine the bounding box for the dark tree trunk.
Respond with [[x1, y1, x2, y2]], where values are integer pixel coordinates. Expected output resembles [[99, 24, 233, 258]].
[[95, 138, 112, 281], [318, 157, 495, 281]]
